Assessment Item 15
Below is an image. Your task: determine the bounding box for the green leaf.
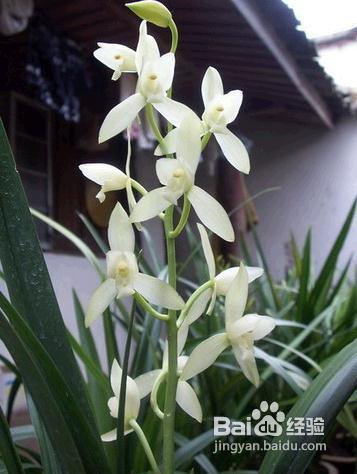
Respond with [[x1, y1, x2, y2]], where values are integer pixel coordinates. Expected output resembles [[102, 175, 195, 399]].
[[0, 121, 98, 432], [0, 293, 111, 473], [10, 425, 36, 443], [77, 211, 108, 255], [26, 395, 63, 474], [260, 339, 357, 473], [308, 198, 356, 314], [175, 433, 218, 474], [116, 300, 136, 473], [0, 325, 84, 473], [6, 375, 22, 423], [174, 430, 215, 469], [0, 404, 24, 474], [31, 208, 103, 276], [296, 229, 311, 322]]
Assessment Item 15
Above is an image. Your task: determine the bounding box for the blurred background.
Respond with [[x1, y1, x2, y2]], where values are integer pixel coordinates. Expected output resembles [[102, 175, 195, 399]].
[[0, 0, 356, 467]]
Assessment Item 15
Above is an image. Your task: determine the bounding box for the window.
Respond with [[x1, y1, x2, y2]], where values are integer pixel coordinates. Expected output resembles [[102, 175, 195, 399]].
[[9, 93, 53, 248]]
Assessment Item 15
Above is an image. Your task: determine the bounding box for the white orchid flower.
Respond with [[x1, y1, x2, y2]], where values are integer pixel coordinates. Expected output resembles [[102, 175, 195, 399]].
[[94, 42, 137, 81], [201, 66, 250, 173], [154, 66, 250, 174], [130, 112, 235, 242], [99, 21, 190, 143], [85, 202, 184, 327], [79, 163, 128, 203], [195, 224, 263, 314], [134, 326, 202, 423], [102, 359, 143, 441], [181, 264, 275, 387]]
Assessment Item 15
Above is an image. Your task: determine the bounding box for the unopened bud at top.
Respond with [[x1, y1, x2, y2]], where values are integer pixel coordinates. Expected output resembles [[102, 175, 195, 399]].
[[126, 1, 172, 28]]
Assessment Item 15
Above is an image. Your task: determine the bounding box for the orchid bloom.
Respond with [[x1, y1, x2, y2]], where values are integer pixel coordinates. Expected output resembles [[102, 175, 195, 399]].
[[193, 224, 263, 315], [133, 326, 202, 422], [154, 67, 250, 175], [180, 264, 275, 387], [85, 202, 184, 327], [79, 129, 140, 205], [130, 112, 235, 242], [102, 360, 143, 441], [201, 67, 249, 173], [98, 21, 190, 143], [79, 163, 128, 203], [94, 42, 137, 81]]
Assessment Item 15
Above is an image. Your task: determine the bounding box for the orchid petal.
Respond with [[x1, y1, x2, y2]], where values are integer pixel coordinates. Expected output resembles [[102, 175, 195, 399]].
[[130, 187, 172, 223], [206, 286, 217, 315], [177, 323, 189, 355], [99, 93, 145, 143], [101, 429, 118, 442], [176, 112, 202, 175], [79, 163, 127, 189], [201, 67, 224, 108], [157, 52, 175, 91], [110, 362, 140, 420], [188, 186, 234, 242], [85, 279, 116, 327], [153, 97, 192, 127], [186, 288, 212, 325], [135, 21, 160, 72], [180, 333, 229, 381], [134, 370, 161, 398], [215, 266, 263, 295], [134, 273, 185, 310], [232, 342, 259, 387], [154, 128, 178, 156], [94, 43, 136, 73], [176, 381, 202, 422], [125, 378, 141, 421], [156, 158, 180, 186], [221, 90, 243, 124], [214, 129, 250, 174], [110, 359, 122, 397], [247, 314, 276, 340], [225, 264, 248, 327], [197, 224, 215, 279], [108, 203, 135, 252]]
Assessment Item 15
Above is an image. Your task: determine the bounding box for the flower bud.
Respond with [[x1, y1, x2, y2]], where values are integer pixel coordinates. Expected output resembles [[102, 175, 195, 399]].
[[126, 1, 172, 28]]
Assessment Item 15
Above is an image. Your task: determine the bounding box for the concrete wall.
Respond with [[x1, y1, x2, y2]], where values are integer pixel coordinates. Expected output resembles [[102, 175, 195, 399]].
[[241, 115, 357, 277]]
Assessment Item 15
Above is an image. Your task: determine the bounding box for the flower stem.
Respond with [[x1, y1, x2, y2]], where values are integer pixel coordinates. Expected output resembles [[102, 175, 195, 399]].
[[129, 419, 161, 474], [169, 193, 191, 239], [176, 280, 215, 328], [150, 371, 166, 419], [134, 293, 169, 321], [201, 132, 212, 152], [162, 205, 178, 473], [130, 179, 147, 196], [145, 103, 164, 144], [169, 20, 178, 53]]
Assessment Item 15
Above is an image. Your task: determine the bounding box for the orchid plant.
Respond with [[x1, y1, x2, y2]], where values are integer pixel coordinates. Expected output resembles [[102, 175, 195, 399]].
[[79, 1, 277, 472]]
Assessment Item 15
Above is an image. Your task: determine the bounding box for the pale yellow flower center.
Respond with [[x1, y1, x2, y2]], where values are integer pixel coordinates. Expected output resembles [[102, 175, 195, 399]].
[[173, 167, 185, 178], [116, 261, 129, 278], [149, 74, 158, 80], [216, 106, 224, 112], [114, 54, 122, 60]]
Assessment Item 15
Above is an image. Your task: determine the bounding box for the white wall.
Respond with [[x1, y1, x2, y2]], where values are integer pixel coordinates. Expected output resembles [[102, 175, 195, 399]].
[[242, 115, 357, 277], [0, 253, 123, 367]]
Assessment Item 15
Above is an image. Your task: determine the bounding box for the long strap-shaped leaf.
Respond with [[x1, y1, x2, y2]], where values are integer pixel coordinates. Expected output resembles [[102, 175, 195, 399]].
[[0, 404, 24, 474], [0, 294, 112, 473], [260, 339, 357, 473], [0, 120, 98, 429]]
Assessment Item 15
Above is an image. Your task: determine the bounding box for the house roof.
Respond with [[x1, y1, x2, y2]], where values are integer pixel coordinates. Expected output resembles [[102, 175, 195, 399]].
[[30, 0, 346, 125]]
